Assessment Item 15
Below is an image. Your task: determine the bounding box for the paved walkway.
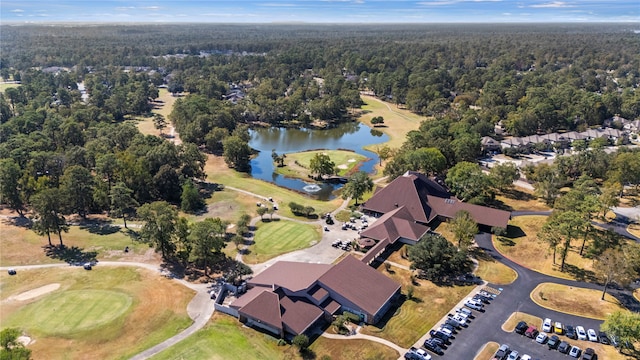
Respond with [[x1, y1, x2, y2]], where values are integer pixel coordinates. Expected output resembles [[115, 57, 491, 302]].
[[321, 326, 408, 356]]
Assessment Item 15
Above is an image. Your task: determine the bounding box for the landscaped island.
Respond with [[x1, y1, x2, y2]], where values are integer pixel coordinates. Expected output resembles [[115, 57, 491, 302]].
[[273, 149, 368, 181]]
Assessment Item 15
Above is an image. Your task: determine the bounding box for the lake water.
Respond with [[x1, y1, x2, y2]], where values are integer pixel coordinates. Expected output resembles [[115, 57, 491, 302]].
[[249, 122, 389, 200]]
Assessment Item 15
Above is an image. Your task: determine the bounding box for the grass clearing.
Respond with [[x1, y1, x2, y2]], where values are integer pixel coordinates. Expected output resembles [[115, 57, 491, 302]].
[[358, 95, 427, 150], [474, 259, 517, 285], [134, 88, 179, 137], [0, 266, 193, 360], [204, 155, 342, 220], [185, 188, 258, 224], [494, 188, 551, 212], [0, 221, 155, 266], [275, 149, 367, 179], [309, 336, 399, 360], [501, 312, 542, 332], [494, 215, 596, 281], [0, 83, 21, 93], [360, 265, 474, 348], [243, 220, 322, 264], [530, 282, 625, 320], [628, 223, 640, 238], [474, 342, 499, 360]]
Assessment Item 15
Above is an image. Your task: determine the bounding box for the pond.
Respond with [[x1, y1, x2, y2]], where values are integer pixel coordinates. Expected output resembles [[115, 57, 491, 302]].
[[249, 121, 389, 200]]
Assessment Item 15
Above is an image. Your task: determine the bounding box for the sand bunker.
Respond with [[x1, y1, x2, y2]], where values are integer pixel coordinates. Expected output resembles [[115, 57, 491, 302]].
[[17, 336, 32, 346], [337, 164, 348, 169], [11, 283, 60, 301], [347, 158, 356, 163]]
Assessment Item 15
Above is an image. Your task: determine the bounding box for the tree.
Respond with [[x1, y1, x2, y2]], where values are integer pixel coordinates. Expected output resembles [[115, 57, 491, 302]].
[[109, 182, 138, 229], [256, 206, 268, 220], [371, 116, 384, 126], [594, 248, 635, 301], [271, 150, 285, 167], [31, 188, 69, 246], [0, 327, 31, 360], [599, 181, 621, 219], [309, 152, 335, 179], [407, 147, 447, 176], [538, 211, 584, 271], [489, 162, 519, 192], [304, 206, 315, 217], [180, 179, 205, 213], [137, 201, 178, 260], [0, 158, 25, 216], [222, 135, 251, 171], [153, 114, 167, 135], [189, 218, 227, 276], [408, 233, 471, 281], [377, 145, 392, 166], [60, 165, 94, 218], [600, 311, 640, 353], [445, 161, 493, 204], [451, 210, 478, 250], [174, 217, 191, 266], [292, 334, 309, 352], [341, 171, 373, 205]]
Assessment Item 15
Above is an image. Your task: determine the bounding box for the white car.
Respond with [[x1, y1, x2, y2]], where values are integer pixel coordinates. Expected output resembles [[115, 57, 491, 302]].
[[438, 326, 453, 337], [535, 332, 548, 344], [457, 307, 473, 317], [415, 348, 431, 360], [451, 314, 467, 325], [520, 355, 532, 360], [569, 345, 581, 358], [542, 318, 552, 333], [587, 328, 598, 342], [576, 326, 587, 340], [506, 350, 519, 360]]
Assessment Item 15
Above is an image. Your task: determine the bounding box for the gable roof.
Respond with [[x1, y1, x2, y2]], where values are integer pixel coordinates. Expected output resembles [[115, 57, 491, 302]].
[[277, 290, 324, 335], [318, 255, 401, 316], [359, 206, 431, 243], [427, 195, 511, 229], [238, 290, 282, 332], [248, 262, 332, 292]]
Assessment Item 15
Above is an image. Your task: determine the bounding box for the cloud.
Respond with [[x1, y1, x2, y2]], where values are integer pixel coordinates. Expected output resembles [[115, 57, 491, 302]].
[[260, 3, 300, 7], [418, 0, 502, 5], [10, 9, 24, 13], [530, 1, 575, 8]]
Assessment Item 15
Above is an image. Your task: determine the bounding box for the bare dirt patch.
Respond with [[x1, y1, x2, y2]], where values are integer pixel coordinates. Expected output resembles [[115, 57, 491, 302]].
[[9, 283, 60, 301]]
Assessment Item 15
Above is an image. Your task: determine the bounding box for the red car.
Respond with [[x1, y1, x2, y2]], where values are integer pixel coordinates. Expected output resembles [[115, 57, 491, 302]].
[[525, 326, 539, 338]]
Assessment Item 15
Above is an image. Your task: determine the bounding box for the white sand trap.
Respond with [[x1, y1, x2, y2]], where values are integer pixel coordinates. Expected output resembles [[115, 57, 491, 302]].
[[17, 336, 32, 346], [11, 283, 60, 301], [347, 158, 356, 163], [337, 164, 348, 169]]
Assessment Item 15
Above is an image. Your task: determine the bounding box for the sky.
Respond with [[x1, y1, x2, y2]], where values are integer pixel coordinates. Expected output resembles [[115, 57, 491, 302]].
[[1, 0, 638, 24]]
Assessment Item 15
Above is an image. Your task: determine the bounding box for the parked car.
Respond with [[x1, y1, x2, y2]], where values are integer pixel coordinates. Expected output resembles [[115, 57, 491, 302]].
[[83, 262, 92, 270], [598, 332, 610, 345], [473, 293, 491, 304], [493, 344, 509, 360], [437, 326, 455, 337], [515, 321, 528, 335], [569, 345, 581, 358], [7, 268, 16, 275], [450, 313, 468, 326], [547, 335, 560, 349], [428, 336, 448, 350], [565, 325, 577, 339], [429, 330, 451, 344], [520, 355, 531, 360], [582, 347, 596, 360], [444, 318, 462, 329], [542, 318, 552, 333], [456, 307, 473, 318], [554, 321, 564, 335], [405, 347, 432, 360], [558, 341, 571, 354], [576, 326, 587, 341], [587, 328, 598, 342], [506, 350, 518, 360], [423, 339, 445, 355], [535, 332, 548, 344], [525, 326, 539, 339], [464, 298, 484, 311], [479, 290, 496, 299]]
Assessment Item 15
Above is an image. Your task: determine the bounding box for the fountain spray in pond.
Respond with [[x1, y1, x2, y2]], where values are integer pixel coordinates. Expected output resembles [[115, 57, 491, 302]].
[[303, 184, 322, 193]]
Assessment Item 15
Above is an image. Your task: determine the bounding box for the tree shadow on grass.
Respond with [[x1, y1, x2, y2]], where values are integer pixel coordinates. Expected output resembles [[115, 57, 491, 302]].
[[562, 263, 596, 283], [44, 244, 97, 265], [496, 237, 516, 247], [1, 216, 31, 228]]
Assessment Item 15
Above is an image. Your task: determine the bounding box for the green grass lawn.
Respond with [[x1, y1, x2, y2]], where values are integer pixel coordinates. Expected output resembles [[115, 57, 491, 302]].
[[275, 149, 367, 179], [4, 289, 133, 336], [360, 265, 474, 348], [0, 83, 21, 93], [243, 220, 322, 264], [0, 267, 193, 360]]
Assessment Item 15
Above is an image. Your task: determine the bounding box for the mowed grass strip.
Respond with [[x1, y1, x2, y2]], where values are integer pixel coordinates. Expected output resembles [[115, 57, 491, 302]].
[[494, 215, 596, 281], [530, 283, 625, 320], [360, 265, 474, 348], [474, 259, 518, 285], [474, 342, 499, 360], [309, 336, 400, 360], [243, 220, 321, 264], [5, 290, 132, 336]]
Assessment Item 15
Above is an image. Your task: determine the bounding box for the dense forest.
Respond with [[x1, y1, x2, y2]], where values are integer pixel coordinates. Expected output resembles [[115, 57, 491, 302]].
[[1, 23, 639, 220]]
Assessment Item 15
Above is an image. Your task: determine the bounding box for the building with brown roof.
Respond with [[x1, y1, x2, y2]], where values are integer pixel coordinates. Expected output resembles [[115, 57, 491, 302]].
[[230, 255, 401, 338], [359, 171, 511, 264]]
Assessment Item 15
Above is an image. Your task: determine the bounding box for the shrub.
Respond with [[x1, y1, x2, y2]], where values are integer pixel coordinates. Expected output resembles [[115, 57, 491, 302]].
[[343, 311, 361, 324]]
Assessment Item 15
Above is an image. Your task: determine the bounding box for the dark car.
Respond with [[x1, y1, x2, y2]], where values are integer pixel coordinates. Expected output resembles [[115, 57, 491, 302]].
[[558, 341, 571, 354], [429, 330, 451, 344], [444, 318, 462, 329], [428, 336, 448, 350], [565, 325, 577, 339], [440, 323, 457, 334], [423, 339, 445, 355], [582, 347, 596, 360], [494, 344, 510, 360], [547, 335, 560, 349], [515, 321, 528, 335], [598, 332, 610, 345], [473, 294, 491, 304]]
